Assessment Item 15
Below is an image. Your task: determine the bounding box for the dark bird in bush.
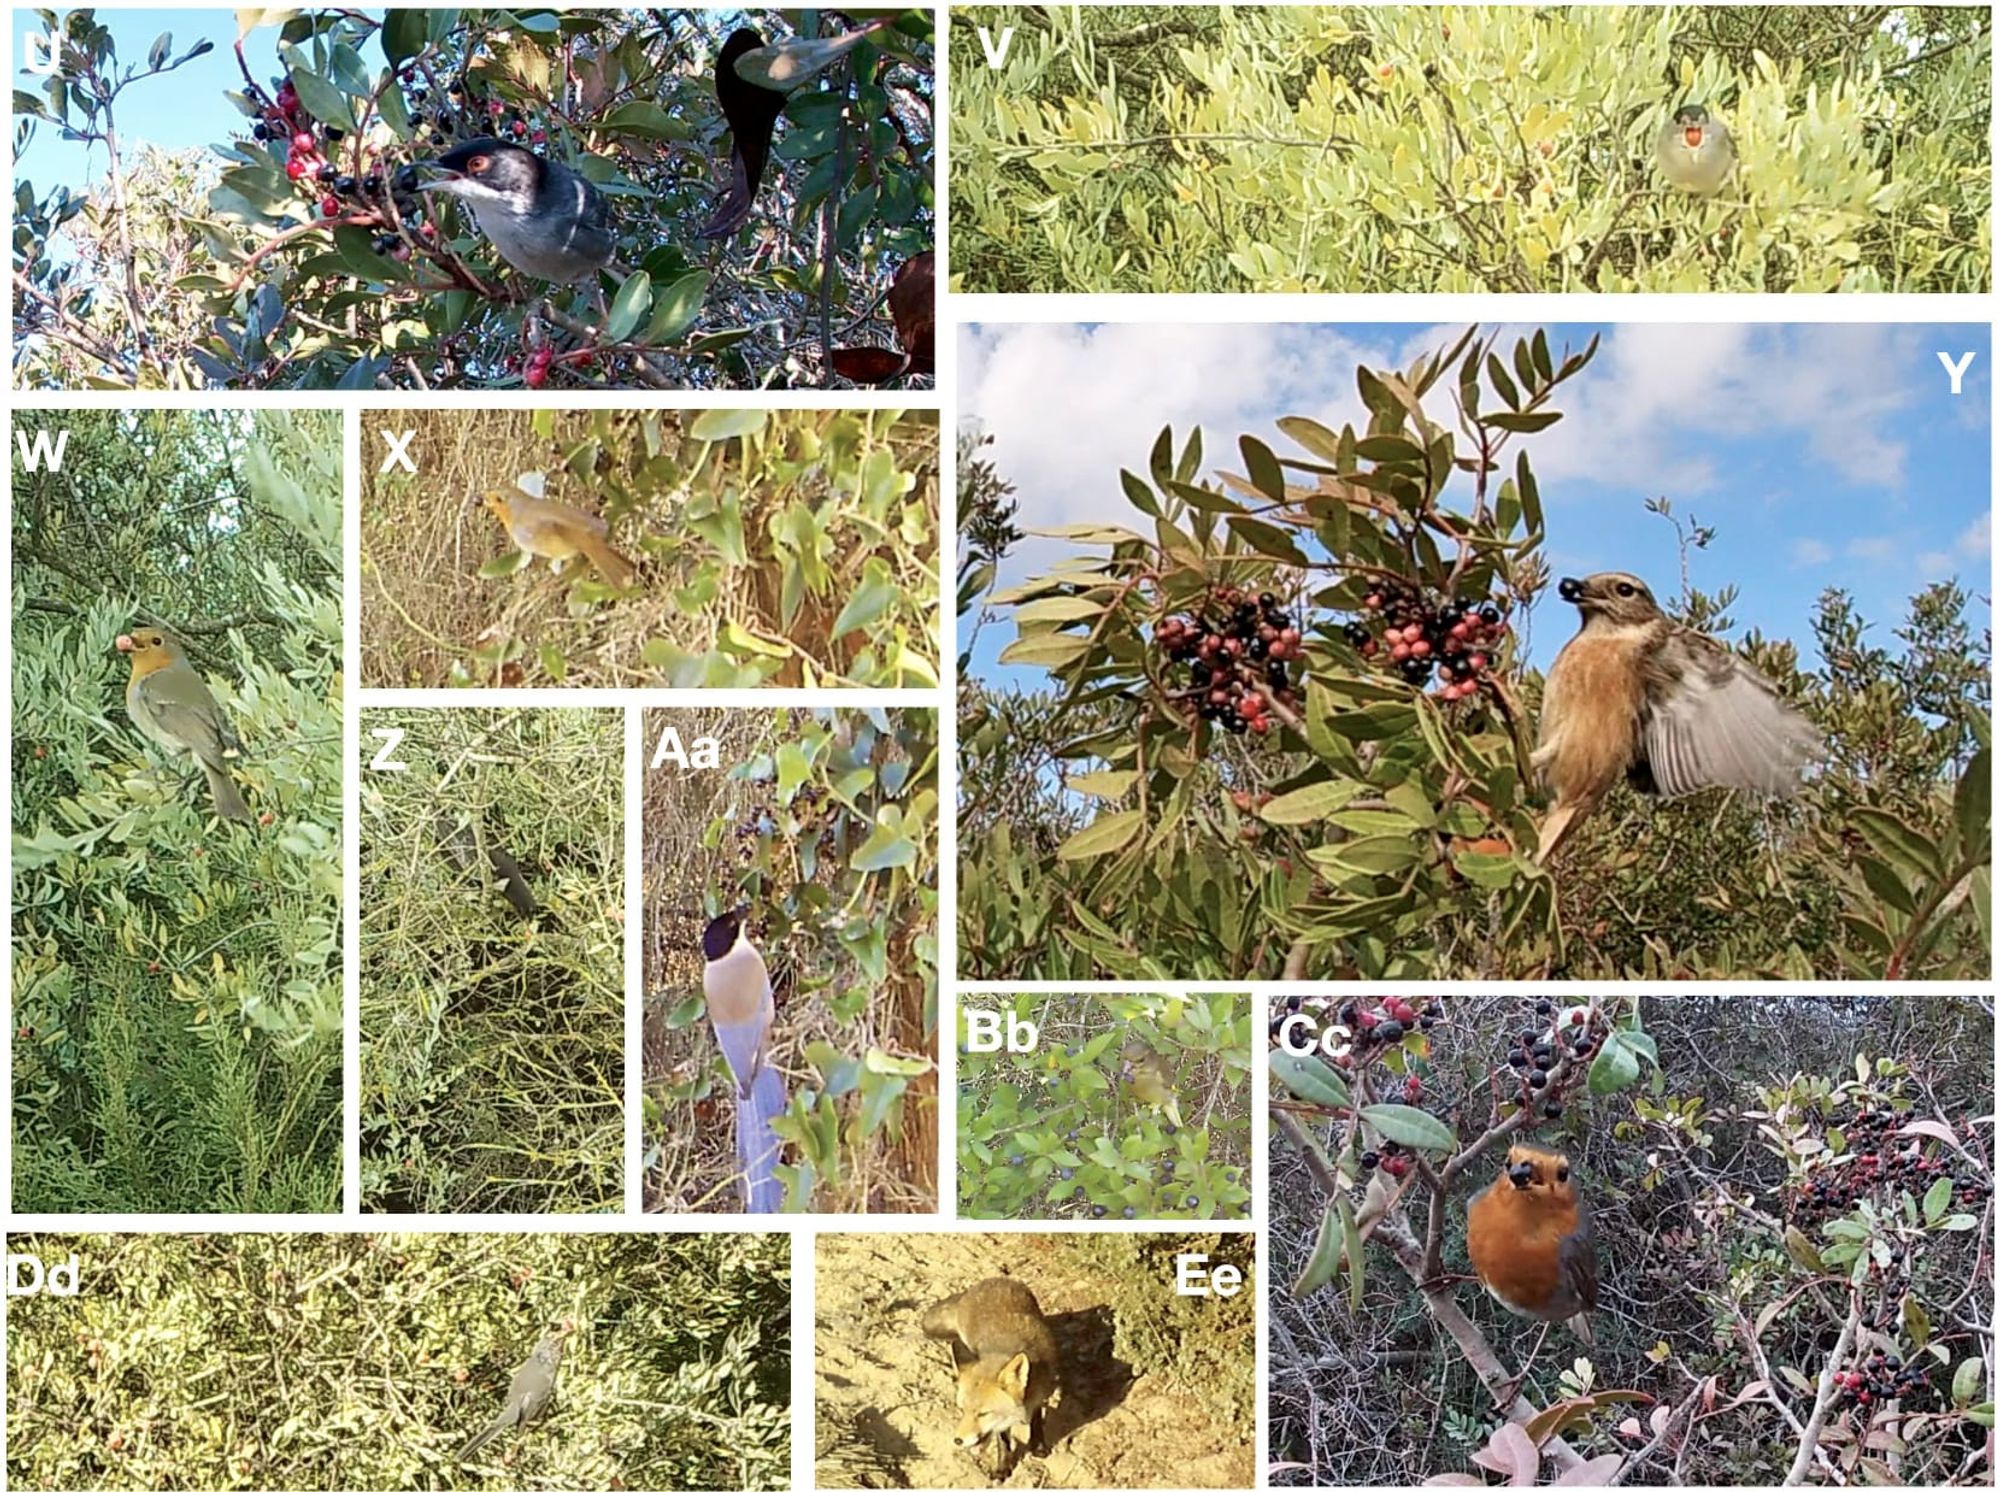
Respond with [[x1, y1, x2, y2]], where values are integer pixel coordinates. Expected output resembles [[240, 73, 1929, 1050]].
[[418, 138, 613, 285], [1532, 571, 1819, 863]]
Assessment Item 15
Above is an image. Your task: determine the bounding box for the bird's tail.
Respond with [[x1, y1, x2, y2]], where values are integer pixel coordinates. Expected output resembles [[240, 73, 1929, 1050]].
[[458, 1417, 505, 1463], [202, 762, 252, 824], [736, 1066, 786, 1213], [577, 534, 638, 589]]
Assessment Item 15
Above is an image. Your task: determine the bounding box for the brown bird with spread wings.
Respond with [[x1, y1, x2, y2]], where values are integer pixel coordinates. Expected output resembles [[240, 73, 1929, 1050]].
[[1533, 572, 1819, 864]]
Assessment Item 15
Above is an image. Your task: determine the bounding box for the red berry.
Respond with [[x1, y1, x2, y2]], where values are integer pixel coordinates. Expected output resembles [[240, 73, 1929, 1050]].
[[1411, 639, 1431, 657], [1468, 652, 1488, 672], [531, 129, 548, 144], [523, 362, 548, 388], [1391, 643, 1410, 662], [320, 195, 340, 216], [1251, 716, 1271, 735], [291, 130, 315, 152], [286, 158, 308, 180]]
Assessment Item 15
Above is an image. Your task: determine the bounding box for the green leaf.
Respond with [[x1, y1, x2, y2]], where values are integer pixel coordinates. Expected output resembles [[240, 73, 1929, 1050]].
[[277, 45, 354, 131], [688, 407, 768, 442], [603, 270, 653, 343], [381, 9, 428, 65], [1955, 747, 1990, 855], [1071, 771, 1138, 800], [640, 270, 708, 344], [1483, 411, 1561, 434], [1260, 780, 1363, 825], [830, 558, 897, 639], [1292, 1199, 1344, 1298], [1227, 516, 1308, 563], [1270, 1047, 1350, 1108], [599, 99, 696, 139], [1923, 1174, 1954, 1224], [1360, 1103, 1456, 1153], [851, 818, 917, 872], [997, 634, 1091, 668], [1056, 810, 1145, 862], [1858, 855, 1917, 917], [1240, 434, 1287, 501], [1014, 597, 1105, 623], [1851, 807, 1945, 884]]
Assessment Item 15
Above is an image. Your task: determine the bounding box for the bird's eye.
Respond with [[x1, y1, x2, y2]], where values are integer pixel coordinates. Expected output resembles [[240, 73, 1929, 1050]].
[[1557, 1164, 1570, 1182], [1616, 583, 1635, 598], [468, 155, 491, 174]]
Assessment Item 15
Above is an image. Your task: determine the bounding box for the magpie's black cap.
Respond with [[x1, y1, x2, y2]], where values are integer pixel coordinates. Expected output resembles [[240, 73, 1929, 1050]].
[[702, 907, 746, 961]]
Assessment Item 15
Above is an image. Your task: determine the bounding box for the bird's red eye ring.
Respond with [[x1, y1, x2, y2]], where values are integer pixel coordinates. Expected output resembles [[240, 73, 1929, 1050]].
[[468, 155, 491, 174]]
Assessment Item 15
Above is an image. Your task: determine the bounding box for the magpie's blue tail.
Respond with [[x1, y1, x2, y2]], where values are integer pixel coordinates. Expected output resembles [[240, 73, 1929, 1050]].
[[736, 1066, 786, 1212]]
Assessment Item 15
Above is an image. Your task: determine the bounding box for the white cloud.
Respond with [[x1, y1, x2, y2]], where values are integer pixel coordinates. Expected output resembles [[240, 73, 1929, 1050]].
[[960, 322, 1401, 580], [1531, 324, 1920, 494], [1791, 538, 1833, 565], [1919, 512, 1993, 579], [1847, 536, 1899, 561]]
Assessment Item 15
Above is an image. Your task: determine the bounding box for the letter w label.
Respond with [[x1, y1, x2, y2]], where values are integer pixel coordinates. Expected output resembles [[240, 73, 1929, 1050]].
[[15, 429, 69, 472]]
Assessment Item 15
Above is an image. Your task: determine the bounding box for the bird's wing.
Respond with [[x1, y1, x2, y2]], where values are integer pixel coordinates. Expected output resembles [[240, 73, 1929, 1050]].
[[1561, 1203, 1599, 1312], [1641, 630, 1819, 799], [136, 672, 234, 761]]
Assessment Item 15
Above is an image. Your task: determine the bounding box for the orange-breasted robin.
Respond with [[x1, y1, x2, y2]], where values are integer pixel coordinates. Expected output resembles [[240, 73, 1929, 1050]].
[[1532, 572, 1819, 863], [116, 628, 251, 824], [483, 477, 637, 589], [1465, 1143, 1598, 1344]]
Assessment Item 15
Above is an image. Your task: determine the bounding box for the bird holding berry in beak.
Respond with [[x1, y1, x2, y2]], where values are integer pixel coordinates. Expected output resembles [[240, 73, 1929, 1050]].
[[1532, 572, 1819, 864]]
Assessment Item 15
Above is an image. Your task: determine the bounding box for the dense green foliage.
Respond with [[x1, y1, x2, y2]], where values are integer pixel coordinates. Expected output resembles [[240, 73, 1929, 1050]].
[[958, 329, 1991, 980], [15, 8, 934, 388], [363, 406, 940, 689], [957, 992, 1253, 1221], [6, 1231, 790, 1489], [359, 707, 624, 1214], [11, 409, 342, 1212], [951, 5, 1990, 292], [1269, 995, 1994, 1486]]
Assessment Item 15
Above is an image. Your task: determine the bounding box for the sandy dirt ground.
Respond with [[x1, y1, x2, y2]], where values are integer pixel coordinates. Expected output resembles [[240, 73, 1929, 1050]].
[[815, 1232, 1255, 1488]]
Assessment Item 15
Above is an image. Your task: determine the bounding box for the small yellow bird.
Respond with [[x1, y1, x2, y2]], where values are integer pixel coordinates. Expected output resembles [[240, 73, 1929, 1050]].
[[1121, 1040, 1184, 1129], [482, 472, 637, 589]]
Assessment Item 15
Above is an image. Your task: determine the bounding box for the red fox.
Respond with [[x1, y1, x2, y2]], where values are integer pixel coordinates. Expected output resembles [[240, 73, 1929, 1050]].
[[921, 1276, 1061, 1467]]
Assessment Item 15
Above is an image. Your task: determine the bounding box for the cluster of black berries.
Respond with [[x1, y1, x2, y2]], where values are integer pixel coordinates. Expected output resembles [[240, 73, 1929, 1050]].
[[1790, 1099, 1991, 1222], [1503, 998, 1598, 1120], [1833, 1348, 1931, 1411], [1156, 587, 1303, 736], [1342, 580, 1508, 701], [401, 74, 548, 151], [1360, 1138, 1412, 1180], [1268, 993, 1442, 1053]]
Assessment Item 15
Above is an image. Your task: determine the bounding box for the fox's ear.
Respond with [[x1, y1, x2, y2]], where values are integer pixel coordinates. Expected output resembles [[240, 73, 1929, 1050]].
[[999, 1351, 1032, 1396]]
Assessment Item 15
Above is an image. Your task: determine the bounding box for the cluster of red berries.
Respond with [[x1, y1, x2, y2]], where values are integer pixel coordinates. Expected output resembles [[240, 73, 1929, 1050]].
[[1156, 587, 1303, 736], [1339, 994, 1439, 1053], [1503, 999, 1597, 1120], [1344, 580, 1508, 701], [520, 345, 558, 389], [1833, 1348, 1931, 1411], [251, 77, 338, 189], [1790, 1101, 1991, 1221]]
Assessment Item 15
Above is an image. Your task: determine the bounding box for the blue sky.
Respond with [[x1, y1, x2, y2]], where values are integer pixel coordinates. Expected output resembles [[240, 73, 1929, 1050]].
[[13, 9, 271, 186], [961, 321, 1992, 684]]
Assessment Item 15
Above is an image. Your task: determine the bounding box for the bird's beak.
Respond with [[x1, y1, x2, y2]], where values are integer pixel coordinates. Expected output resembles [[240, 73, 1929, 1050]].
[[1557, 577, 1584, 603], [1507, 1160, 1536, 1188]]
